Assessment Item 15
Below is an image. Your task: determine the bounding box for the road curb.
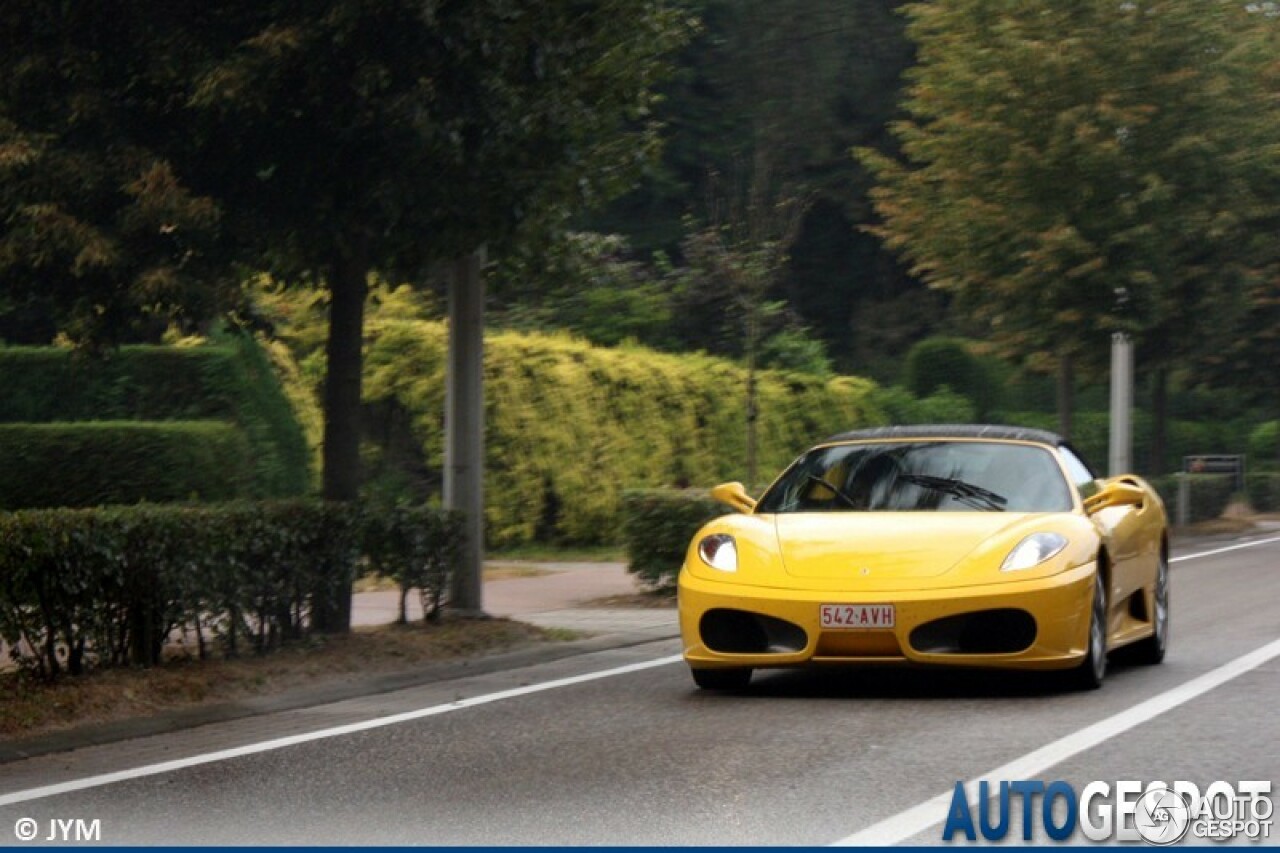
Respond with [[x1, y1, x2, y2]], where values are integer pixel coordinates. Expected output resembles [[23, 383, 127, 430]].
[[0, 623, 679, 765]]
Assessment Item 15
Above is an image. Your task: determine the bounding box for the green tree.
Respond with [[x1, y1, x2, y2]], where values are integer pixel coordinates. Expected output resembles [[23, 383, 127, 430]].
[[173, 2, 688, 508], [2, 2, 691, 628], [861, 0, 1279, 443], [490, 232, 677, 350], [682, 162, 807, 484], [585, 0, 922, 373], [0, 7, 232, 346]]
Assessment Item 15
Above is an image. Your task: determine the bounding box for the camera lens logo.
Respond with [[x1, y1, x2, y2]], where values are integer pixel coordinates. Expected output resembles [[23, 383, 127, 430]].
[[1135, 786, 1192, 845]]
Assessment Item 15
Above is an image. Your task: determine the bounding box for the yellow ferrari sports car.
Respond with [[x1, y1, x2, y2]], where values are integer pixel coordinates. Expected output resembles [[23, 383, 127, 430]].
[[679, 425, 1169, 691]]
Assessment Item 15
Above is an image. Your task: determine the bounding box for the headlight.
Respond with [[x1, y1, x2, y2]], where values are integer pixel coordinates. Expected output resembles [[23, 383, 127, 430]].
[[698, 534, 737, 572], [1001, 532, 1068, 572]]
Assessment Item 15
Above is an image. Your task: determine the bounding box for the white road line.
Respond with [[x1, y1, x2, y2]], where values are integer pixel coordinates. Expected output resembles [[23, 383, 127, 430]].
[[834, 533, 1280, 847], [4, 535, 1277, 813], [1170, 534, 1280, 564], [833, 636, 1280, 846], [0, 654, 683, 808]]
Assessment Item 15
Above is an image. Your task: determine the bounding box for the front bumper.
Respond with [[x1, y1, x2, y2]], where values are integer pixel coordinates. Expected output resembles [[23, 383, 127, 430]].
[[679, 562, 1095, 672]]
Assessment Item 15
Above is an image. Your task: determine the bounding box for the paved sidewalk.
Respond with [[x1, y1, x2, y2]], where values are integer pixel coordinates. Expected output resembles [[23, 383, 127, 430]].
[[351, 561, 678, 640]]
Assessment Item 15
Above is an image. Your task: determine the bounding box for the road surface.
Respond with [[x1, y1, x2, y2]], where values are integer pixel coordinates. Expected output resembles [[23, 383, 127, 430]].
[[2, 535, 1277, 845]]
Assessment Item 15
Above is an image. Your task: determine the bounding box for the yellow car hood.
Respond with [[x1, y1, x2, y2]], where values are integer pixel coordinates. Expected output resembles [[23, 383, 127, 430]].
[[774, 512, 1030, 582]]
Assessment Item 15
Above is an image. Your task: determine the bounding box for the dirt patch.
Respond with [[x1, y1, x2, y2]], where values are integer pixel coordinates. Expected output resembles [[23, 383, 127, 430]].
[[0, 618, 572, 742], [351, 562, 555, 593], [581, 589, 676, 609], [484, 562, 557, 581], [1180, 517, 1258, 536]]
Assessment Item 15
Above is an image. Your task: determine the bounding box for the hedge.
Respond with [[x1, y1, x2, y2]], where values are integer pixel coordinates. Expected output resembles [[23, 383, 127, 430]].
[[0, 346, 235, 423], [0, 334, 311, 498], [0, 501, 462, 677], [1001, 410, 1252, 477], [363, 503, 464, 623], [621, 489, 732, 589], [0, 422, 254, 509], [1148, 474, 1235, 524], [358, 318, 885, 547], [204, 332, 315, 496], [1249, 421, 1278, 469], [1246, 473, 1280, 512], [903, 337, 1002, 420]]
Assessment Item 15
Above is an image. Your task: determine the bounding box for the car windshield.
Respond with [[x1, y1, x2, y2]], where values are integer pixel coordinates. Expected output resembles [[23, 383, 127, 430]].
[[755, 440, 1073, 513]]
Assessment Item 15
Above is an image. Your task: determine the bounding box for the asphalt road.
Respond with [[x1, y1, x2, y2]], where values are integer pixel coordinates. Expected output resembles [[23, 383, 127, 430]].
[[2, 534, 1278, 846]]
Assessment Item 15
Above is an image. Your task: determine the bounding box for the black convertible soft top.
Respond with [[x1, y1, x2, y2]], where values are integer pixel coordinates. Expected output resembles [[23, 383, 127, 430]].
[[822, 423, 1066, 447]]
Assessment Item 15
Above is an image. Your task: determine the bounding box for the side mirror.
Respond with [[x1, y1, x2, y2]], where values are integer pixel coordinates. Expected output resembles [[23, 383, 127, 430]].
[[1083, 480, 1146, 515], [710, 481, 757, 514]]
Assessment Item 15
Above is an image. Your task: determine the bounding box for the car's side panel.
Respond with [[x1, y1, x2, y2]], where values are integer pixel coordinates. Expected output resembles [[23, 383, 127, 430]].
[[1088, 475, 1168, 651]]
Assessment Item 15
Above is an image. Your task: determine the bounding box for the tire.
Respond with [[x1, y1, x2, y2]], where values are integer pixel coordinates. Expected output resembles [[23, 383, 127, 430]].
[[1065, 569, 1108, 691], [690, 667, 753, 691], [1130, 552, 1169, 665]]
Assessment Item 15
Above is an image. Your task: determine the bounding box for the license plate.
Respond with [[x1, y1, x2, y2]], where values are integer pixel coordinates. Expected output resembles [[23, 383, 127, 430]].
[[820, 603, 896, 630]]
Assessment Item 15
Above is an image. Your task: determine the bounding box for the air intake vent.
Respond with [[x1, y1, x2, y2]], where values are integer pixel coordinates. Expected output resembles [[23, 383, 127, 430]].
[[700, 609, 807, 654], [909, 609, 1036, 654]]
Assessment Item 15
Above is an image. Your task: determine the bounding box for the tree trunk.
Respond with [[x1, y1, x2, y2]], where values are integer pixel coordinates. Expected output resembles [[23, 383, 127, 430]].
[[314, 250, 368, 634], [746, 361, 758, 489], [1150, 367, 1168, 475], [323, 254, 368, 503], [744, 275, 760, 488], [1056, 351, 1075, 441]]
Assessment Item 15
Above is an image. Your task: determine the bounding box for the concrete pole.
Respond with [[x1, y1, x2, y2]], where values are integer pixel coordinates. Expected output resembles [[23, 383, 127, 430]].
[[445, 248, 486, 614], [1108, 332, 1133, 477]]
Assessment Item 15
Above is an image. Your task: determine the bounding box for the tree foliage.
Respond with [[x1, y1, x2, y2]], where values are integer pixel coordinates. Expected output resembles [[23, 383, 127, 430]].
[[861, 0, 1280, 435], [2, 2, 691, 630], [584, 0, 921, 373], [0, 5, 231, 345]]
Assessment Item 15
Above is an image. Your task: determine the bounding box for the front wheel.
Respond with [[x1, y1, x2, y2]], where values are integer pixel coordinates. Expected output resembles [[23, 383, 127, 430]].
[[1130, 553, 1169, 665], [690, 666, 752, 691], [1065, 570, 1108, 691]]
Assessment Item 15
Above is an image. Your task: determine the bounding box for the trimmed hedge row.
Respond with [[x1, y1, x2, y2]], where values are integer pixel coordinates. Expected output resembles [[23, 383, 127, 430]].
[[205, 332, 315, 496], [358, 317, 884, 547], [0, 346, 235, 422], [363, 502, 464, 623], [0, 422, 254, 509], [1250, 421, 1278, 468], [0, 334, 312, 500], [1001, 410, 1253, 477], [1246, 473, 1280, 512], [1148, 474, 1235, 524], [0, 502, 462, 677], [621, 489, 731, 589]]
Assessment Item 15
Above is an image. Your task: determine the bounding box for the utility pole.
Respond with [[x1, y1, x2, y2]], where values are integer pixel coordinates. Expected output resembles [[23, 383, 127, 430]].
[[445, 248, 486, 614], [1108, 332, 1133, 476]]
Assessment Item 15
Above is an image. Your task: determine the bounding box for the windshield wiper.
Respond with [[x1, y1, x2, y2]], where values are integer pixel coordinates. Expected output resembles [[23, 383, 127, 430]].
[[805, 474, 859, 509], [898, 473, 1008, 511]]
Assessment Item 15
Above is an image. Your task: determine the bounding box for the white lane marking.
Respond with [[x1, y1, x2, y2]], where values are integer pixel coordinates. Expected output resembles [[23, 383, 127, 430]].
[[0, 654, 683, 807], [834, 637, 1280, 846], [4, 535, 1276, 812], [1170, 534, 1280, 564], [834, 530, 1280, 847]]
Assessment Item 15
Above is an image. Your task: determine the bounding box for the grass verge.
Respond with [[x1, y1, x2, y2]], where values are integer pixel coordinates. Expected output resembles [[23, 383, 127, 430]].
[[487, 543, 627, 563], [0, 617, 576, 742]]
